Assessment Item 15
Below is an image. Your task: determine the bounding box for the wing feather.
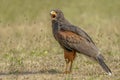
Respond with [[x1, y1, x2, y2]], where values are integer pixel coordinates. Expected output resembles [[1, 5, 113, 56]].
[[59, 24, 95, 44], [58, 30, 99, 57]]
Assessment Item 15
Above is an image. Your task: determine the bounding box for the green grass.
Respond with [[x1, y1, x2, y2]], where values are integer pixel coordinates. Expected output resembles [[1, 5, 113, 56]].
[[0, 0, 120, 80]]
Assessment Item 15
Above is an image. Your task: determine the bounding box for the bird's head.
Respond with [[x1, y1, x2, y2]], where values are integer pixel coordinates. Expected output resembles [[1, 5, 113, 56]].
[[50, 9, 64, 21]]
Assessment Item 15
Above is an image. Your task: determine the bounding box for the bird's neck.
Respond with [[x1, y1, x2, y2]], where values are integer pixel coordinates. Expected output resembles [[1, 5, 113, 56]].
[[59, 17, 71, 25], [52, 18, 71, 32], [52, 20, 59, 33], [52, 18, 71, 25]]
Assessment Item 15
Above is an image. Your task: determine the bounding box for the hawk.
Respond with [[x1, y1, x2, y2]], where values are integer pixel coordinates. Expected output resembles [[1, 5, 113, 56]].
[[50, 9, 112, 75]]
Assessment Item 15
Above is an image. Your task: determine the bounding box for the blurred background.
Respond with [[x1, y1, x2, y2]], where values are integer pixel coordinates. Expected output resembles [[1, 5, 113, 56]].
[[0, 0, 120, 79]]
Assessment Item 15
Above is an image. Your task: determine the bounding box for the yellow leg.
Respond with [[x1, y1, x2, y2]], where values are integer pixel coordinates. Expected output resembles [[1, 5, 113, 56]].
[[69, 61, 73, 72], [64, 59, 70, 74], [63, 50, 76, 74]]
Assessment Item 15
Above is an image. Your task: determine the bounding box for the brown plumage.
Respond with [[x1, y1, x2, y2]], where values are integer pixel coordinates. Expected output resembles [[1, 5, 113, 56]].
[[50, 9, 112, 75]]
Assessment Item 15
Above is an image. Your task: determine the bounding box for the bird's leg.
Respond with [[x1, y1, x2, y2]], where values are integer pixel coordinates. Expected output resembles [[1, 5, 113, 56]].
[[69, 60, 73, 72], [64, 59, 70, 74], [64, 50, 76, 74], [69, 51, 76, 73]]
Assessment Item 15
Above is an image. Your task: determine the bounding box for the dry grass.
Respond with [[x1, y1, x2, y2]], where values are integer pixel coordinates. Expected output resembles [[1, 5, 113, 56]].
[[0, 0, 120, 80], [0, 54, 120, 80], [0, 20, 119, 80]]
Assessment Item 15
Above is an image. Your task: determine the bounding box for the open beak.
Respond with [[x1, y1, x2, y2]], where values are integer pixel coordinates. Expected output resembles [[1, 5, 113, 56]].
[[50, 11, 57, 19]]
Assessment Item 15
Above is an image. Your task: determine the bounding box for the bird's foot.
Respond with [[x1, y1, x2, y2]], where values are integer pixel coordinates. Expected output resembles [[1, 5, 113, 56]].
[[63, 71, 71, 74]]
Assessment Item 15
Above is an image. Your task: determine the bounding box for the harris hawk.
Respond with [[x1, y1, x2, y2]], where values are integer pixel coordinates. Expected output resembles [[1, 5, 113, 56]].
[[50, 9, 112, 75]]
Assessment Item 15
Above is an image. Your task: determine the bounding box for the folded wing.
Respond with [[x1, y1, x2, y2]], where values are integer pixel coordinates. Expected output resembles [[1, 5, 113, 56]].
[[58, 30, 99, 58]]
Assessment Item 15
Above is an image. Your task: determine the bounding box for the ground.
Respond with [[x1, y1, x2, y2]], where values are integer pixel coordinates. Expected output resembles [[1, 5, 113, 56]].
[[0, 53, 120, 80], [0, 0, 120, 80]]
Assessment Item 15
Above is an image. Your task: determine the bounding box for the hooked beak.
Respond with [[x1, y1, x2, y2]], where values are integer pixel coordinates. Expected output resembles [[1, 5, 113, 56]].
[[50, 11, 57, 19]]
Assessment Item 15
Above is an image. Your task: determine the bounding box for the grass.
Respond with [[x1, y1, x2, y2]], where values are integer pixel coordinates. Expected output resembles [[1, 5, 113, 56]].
[[0, 0, 120, 80]]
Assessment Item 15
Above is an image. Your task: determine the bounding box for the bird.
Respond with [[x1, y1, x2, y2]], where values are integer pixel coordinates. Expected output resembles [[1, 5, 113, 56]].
[[50, 9, 112, 75]]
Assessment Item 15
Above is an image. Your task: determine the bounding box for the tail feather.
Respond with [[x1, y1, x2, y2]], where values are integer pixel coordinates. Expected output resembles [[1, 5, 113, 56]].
[[96, 54, 112, 75]]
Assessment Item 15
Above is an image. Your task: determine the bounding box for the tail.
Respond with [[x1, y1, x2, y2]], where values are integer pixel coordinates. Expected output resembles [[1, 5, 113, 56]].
[[96, 54, 112, 75]]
